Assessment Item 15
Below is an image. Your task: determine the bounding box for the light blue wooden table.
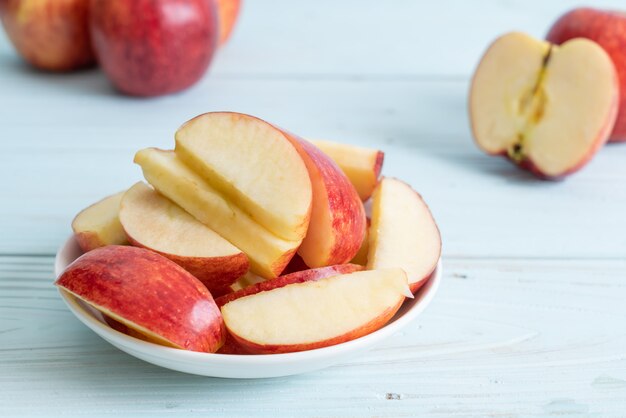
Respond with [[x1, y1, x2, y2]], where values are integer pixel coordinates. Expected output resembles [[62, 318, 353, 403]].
[[2, 1, 626, 416]]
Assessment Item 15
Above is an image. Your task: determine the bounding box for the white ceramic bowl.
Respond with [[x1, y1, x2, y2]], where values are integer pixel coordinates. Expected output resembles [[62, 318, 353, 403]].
[[54, 235, 441, 378]]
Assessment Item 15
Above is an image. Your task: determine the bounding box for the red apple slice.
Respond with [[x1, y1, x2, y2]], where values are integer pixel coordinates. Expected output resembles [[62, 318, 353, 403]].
[[175, 112, 312, 242], [285, 138, 366, 268], [55, 246, 225, 353], [367, 178, 441, 293], [119, 182, 248, 294], [470, 32, 618, 178], [134, 148, 300, 279], [221, 268, 410, 354], [312, 140, 384, 201], [72, 191, 128, 252], [215, 263, 363, 307]]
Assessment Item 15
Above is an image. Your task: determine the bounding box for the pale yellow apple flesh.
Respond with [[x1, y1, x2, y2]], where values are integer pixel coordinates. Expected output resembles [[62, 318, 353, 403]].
[[175, 112, 312, 242], [312, 140, 384, 201], [221, 268, 411, 354], [119, 182, 249, 293], [71, 191, 128, 252], [367, 178, 441, 293], [470, 32, 618, 177], [134, 148, 300, 279]]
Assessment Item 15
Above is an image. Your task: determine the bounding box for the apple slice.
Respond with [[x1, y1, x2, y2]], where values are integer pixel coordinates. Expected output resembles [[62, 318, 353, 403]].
[[134, 148, 300, 279], [72, 191, 128, 252], [470, 32, 618, 178], [350, 218, 370, 266], [221, 268, 410, 354], [56, 246, 225, 353], [215, 263, 363, 307], [175, 112, 312, 242], [119, 182, 248, 294], [286, 138, 366, 268], [367, 178, 441, 293], [312, 140, 384, 201]]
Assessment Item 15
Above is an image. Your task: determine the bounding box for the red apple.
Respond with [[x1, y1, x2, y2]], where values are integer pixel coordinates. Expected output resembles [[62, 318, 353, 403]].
[[215, 263, 363, 307], [0, 0, 95, 71], [56, 245, 225, 353], [547, 8, 626, 142], [89, 0, 219, 96], [470, 32, 618, 178], [215, 0, 240, 45]]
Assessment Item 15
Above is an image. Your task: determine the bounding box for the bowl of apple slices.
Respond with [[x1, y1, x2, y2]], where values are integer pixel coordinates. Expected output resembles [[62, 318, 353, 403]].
[[54, 112, 442, 378]]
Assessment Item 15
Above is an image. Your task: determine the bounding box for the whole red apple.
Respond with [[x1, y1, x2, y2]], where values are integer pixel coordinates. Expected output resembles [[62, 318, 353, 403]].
[[547, 8, 626, 142], [215, 0, 241, 45], [0, 0, 95, 71], [89, 0, 218, 96]]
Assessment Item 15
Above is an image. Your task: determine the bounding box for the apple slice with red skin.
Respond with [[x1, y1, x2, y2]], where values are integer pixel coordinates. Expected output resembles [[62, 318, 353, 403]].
[[547, 8, 626, 142], [215, 263, 363, 307], [285, 137, 366, 268], [367, 178, 441, 293], [55, 245, 225, 353], [470, 32, 618, 178], [311, 140, 384, 201], [221, 268, 410, 354], [119, 182, 248, 294], [72, 191, 128, 253]]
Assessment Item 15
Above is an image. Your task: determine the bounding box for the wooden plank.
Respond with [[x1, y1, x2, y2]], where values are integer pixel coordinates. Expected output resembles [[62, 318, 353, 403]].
[[1, 257, 625, 416]]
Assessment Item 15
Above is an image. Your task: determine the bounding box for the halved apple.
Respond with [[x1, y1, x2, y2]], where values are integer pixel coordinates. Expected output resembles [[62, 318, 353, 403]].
[[175, 112, 312, 242], [221, 268, 410, 354], [56, 245, 225, 353], [134, 148, 300, 279], [312, 140, 384, 201], [119, 182, 248, 294], [286, 138, 366, 268], [470, 32, 618, 178], [367, 178, 441, 293], [72, 191, 128, 252], [215, 263, 363, 307]]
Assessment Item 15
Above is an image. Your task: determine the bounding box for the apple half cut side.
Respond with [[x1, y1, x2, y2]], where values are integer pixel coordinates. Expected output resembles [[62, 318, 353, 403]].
[[71, 191, 128, 253], [221, 268, 411, 354], [134, 148, 300, 279], [285, 138, 367, 268], [215, 263, 364, 307], [175, 112, 312, 242], [312, 140, 384, 201], [119, 182, 249, 294], [367, 178, 441, 293], [55, 245, 225, 353], [469, 32, 618, 178]]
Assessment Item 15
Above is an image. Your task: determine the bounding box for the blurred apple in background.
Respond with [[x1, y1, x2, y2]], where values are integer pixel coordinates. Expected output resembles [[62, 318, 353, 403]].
[[547, 8, 626, 142], [89, 0, 219, 97], [216, 0, 241, 45], [0, 0, 95, 71]]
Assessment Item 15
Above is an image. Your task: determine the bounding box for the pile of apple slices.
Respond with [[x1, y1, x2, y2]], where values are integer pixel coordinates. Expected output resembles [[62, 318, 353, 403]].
[[57, 112, 441, 355]]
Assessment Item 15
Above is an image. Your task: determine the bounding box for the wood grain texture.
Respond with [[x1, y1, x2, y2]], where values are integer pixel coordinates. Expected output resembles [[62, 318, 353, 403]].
[[1, 0, 626, 416]]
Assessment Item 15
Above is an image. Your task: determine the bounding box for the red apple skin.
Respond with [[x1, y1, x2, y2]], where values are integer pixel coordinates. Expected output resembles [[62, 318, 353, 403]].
[[275, 131, 366, 267], [215, 264, 363, 308], [215, 0, 240, 45], [228, 297, 404, 355], [56, 245, 225, 353], [547, 8, 626, 142], [0, 0, 95, 71], [89, 0, 218, 97], [125, 235, 248, 297]]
